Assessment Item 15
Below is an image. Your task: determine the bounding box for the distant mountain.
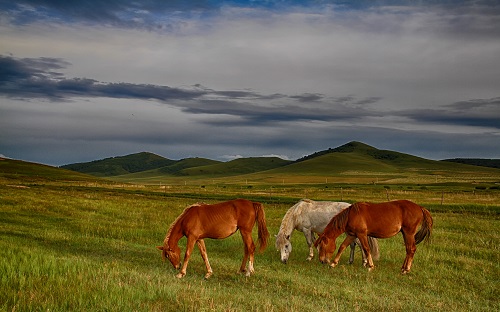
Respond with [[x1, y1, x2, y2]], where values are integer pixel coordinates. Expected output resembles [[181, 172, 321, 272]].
[[157, 158, 222, 175], [1, 157, 97, 182], [58, 141, 500, 182], [60, 152, 175, 177], [268, 141, 438, 176], [179, 157, 292, 177], [61, 152, 291, 178], [442, 158, 500, 169], [296, 141, 410, 163]]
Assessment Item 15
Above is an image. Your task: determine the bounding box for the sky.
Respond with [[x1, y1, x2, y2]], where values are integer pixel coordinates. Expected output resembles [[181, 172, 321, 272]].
[[1, 0, 499, 166]]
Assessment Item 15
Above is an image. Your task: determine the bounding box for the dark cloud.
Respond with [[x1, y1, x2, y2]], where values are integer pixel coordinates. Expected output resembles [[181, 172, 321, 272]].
[[0, 55, 207, 101], [2, 55, 498, 133], [0, 55, 379, 124], [446, 97, 500, 110], [400, 98, 500, 129], [290, 93, 324, 102]]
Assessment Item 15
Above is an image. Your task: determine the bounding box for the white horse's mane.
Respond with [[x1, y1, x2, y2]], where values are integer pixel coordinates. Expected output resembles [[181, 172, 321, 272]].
[[275, 199, 314, 246]]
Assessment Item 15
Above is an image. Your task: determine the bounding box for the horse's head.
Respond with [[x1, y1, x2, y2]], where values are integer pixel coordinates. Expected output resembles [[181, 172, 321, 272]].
[[314, 235, 335, 264], [275, 234, 292, 264], [156, 245, 181, 270]]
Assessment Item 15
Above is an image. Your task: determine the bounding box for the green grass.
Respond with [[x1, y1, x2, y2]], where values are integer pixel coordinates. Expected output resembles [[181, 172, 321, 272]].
[[1, 179, 499, 311]]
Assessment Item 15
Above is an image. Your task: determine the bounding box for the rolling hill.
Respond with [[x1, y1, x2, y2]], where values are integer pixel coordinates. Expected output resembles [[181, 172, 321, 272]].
[[251, 141, 479, 183], [442, 158, 500, 169], [27, 141, 500, 184], [60, 152, 176, 177], [0, 157, 99, 183]]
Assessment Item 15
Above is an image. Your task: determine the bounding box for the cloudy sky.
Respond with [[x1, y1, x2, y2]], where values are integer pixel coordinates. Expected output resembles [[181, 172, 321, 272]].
[[1, 0, 499, 166]]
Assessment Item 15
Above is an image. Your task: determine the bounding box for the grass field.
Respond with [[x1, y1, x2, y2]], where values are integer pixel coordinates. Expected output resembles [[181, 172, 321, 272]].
[[1, 175, 499, 311]]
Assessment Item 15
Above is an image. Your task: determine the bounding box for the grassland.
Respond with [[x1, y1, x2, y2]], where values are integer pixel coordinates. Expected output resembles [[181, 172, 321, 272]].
[[1, 158, 499, 311]]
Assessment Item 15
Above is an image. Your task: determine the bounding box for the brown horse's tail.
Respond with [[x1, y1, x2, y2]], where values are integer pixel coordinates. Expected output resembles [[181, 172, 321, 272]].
[[415, 207, 433, 245], [368, 236, 380, 261], [253, 202, 270, 252]]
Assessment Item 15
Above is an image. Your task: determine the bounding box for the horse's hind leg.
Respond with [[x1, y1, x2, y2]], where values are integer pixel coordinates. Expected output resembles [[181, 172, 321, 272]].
[[240, 230, 256, 276], [348, 239, 364, 265], [196, 239, 213, 279], [357, 235, 375, 271], [401, 231, 417, 274]]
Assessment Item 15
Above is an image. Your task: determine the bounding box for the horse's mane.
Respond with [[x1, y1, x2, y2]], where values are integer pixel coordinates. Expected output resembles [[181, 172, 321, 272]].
[[276, 199, 312, 246], [351, 202, 363, 213], [164, 202, 205, 243], [325, 204, 351, 232]]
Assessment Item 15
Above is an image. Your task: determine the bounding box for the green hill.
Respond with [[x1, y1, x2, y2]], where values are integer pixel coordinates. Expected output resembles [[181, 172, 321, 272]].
[[240, 141, 500, 184], [60, 152, 175, 177], [157, 158, 222, 175], [114, 157, 222, 180], [0, 157, 99, 183], [442, 158, 500, 169], [179, 157, 292, 177], [54, 141, 500, 184], [110, 157, 291, 182]]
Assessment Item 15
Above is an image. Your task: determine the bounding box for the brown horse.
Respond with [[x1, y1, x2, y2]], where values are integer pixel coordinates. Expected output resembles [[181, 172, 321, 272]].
[[314, 200, 433, 274], [157, 199, 269, 279]]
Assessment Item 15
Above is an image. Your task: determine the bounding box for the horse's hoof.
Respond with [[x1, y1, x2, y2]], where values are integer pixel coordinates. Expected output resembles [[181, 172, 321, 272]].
[[401, 269, 410, 275], [204, 273, 213, 279], [367, 266, 375, 272], [329, 263, 337, 268], [306, 257, 313, 261], [175, 273, 185, 279]]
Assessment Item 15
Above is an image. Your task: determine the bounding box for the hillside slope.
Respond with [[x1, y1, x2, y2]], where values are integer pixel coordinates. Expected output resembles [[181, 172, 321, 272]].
[[1, 158, 100, 183], [60, 152, 175, 177], [57, 141, 500, 184], [442, 158, 500, 169], [240, 141, 500, 183], [179, 157, 292, 177]]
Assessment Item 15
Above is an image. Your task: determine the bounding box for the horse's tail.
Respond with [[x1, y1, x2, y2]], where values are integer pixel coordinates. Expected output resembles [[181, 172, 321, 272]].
[[368, 236, 380, 261], [254, 202, 270, 252], [415, 207, 433, 245]]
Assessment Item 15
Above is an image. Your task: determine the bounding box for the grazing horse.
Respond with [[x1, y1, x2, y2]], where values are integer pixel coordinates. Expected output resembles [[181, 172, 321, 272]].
[[315, 200, 433, 274], [275, 199, 379, 264], [157, 199, 269, 279]]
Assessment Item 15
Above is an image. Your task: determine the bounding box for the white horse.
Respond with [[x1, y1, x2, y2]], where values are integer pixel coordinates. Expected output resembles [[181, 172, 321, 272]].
[[275, 199, 380, 264]]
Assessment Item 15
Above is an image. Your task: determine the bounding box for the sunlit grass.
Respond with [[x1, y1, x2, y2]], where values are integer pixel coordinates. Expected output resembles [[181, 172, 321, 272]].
[[1, 181, 499, 311]]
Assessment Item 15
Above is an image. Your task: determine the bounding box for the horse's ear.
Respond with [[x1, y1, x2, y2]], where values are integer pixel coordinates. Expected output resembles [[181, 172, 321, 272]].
[[156, 246, 164, 251]]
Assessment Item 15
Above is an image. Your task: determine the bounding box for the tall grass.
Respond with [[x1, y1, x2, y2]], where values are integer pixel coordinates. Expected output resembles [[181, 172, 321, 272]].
[[1, 182, 499, 311]]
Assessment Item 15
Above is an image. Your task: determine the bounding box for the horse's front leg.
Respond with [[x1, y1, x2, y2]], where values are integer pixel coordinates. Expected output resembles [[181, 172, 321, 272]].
[[240, 230, 256, 276], [331, 235, 356, 268], [303, 229, 315, 261], [177, 237, 197, 278], [196, 239, 213, 279]]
